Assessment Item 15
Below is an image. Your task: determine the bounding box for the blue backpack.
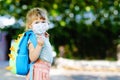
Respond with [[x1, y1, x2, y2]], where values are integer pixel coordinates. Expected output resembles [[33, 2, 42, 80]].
[[7, 30, 37, 75]]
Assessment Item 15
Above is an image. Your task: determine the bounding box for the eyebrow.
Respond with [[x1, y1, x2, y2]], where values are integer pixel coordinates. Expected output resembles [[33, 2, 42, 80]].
[[40, 17, 46, 20]]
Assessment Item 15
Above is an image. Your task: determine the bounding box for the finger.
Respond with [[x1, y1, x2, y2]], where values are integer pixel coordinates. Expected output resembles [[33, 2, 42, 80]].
[[45, 32, 49, 37]]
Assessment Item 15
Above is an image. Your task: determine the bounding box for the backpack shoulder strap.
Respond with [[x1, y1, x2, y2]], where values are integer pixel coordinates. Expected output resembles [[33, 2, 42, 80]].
[[29, 31, 37, 48], [30, 63, 34, 80], [26, 30, 37, 80], [18, 31, 30, 54], [18, 30, 37, 53], [26, 30, 37, 48]]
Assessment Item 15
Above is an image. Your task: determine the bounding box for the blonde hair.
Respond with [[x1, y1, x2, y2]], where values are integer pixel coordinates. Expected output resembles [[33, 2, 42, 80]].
[[26, 8, 48, 30]]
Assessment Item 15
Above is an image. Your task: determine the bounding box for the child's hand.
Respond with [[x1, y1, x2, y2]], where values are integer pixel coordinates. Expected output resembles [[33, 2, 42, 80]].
[[37, 36, 44, 46], [45, 32, 49, 38]]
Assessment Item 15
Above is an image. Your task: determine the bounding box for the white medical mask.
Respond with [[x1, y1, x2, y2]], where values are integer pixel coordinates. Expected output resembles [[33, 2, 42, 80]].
[[32, 22, 49, 35]]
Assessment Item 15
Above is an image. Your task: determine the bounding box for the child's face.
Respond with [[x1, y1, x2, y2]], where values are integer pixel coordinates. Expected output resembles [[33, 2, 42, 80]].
[[31, 17, 49, 34], [29, 17, 47, 29]]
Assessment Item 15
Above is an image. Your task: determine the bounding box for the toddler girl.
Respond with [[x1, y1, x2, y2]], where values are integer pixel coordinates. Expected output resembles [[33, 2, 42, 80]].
[[26, 7, 53, 80]]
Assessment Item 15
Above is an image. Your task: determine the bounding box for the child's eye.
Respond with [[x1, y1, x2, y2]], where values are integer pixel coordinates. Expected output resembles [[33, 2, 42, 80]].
[[41, 21, 46, 23], [35, 21, 40, 24]]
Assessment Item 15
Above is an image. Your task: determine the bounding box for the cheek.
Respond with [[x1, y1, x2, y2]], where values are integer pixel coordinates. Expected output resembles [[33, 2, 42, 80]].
[[28, 25, 32, 29], [29, 22, 34, 28]]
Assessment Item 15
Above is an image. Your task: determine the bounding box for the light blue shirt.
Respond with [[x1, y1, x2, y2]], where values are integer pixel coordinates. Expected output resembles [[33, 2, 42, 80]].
[[39, 36, 53, 63], [28, 36, 53, 64]]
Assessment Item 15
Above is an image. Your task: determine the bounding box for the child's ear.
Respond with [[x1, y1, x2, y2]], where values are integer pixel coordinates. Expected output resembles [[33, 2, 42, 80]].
[[28, 23, 32, 29], [29, 25, 32, 29]]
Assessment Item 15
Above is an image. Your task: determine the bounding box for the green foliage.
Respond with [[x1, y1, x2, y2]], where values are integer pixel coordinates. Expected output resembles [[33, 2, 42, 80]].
[[0, 0, 120, 60]]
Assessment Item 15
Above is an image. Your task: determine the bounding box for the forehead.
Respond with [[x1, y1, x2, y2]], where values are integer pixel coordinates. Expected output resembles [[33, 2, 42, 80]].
[[32, 17, 47, 24], [32, 16, 46, 21]]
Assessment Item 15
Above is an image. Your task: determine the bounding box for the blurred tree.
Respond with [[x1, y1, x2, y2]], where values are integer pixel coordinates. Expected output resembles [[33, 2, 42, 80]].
[[0, 0, 120, 60]]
